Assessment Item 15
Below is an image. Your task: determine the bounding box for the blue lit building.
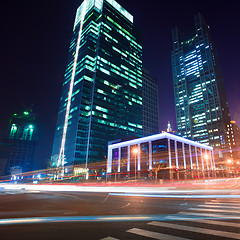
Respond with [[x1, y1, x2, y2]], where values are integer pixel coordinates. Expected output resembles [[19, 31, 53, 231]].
[[172, 14, 231, 159], [52, 0, 142, 168]]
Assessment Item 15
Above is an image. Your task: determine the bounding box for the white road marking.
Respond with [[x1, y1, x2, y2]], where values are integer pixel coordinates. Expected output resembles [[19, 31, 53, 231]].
[[148, 221, 240, 239], [189, 219, 240, 228], [127, 228, 190, 240], [118, 203, 130, 209], [179, 211, 240, 219], [205, 202, 240, 207], [189, 208, 240, 213], [210, 199, 240, 203], [197, 204, 240, 209]]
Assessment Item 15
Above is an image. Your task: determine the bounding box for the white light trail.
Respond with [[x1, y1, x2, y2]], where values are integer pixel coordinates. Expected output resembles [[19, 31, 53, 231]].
[[1, 214, 240, 226], [1, 184, 240, 198], [58, 0, 87, 169]]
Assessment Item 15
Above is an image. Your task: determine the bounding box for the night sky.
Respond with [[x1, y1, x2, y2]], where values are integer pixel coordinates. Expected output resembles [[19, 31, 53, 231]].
[[1, 0, 239, 169]]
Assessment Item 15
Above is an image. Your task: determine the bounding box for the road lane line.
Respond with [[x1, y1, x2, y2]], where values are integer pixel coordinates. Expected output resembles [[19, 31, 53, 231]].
[[118, 203, 130, 209], [189, 208, 240, 213], [148, 221, 240, 239], [127, 228, 190, 240], [102, 194, 110, 203]]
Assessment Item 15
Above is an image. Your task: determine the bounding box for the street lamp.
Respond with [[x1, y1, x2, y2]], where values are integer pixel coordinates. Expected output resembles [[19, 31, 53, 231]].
[[204, 153, 209, 160], [227, 159, 232, 164], [133, 147, 138, 181], [227, 159, 232, 169]]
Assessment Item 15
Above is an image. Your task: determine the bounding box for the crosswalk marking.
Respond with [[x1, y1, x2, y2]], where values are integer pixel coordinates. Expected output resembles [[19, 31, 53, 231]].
[[179, 211, 240, 219], [127, 228, 190, 240], [101, 200, 240, 240], [197, 204, 240, 209], [189, 207, 240, 214], [188, 219, 240, 228], [148, 221, 240, 239], [210, 200, 240, 203], [100, 237, 119, 240], [204, 202, 240, 207]]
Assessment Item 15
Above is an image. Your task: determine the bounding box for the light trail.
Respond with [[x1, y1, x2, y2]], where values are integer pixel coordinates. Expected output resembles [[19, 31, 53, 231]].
[[1, 214, 240, 226], [109, 193, 240, 199], [1, 183, 240, 200], [1, 183, 240, 196]]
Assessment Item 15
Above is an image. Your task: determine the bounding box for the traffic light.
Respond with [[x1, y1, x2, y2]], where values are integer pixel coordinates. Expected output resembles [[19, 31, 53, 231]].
[[175, 168, 179, 171]]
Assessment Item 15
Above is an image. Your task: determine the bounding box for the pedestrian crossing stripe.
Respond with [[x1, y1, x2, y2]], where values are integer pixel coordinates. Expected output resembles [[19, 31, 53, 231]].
[[189, 207, 240, 214], [178, 211, 240, 219], [127, 228, 190, 240], [197, 204, 240, 209], [148, 221, 240, 239], [204, 202, 240, 207], [184, 219, 240, 228], [100, 237, 119, 240], [210, 199, 240, 203]]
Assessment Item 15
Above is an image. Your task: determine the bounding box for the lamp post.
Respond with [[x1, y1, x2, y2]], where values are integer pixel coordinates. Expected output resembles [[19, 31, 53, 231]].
[[133, 147, 138, 181]]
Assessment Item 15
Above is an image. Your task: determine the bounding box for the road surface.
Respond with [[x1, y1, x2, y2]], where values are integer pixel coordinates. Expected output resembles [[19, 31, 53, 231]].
[[0, 178, 240, 240]]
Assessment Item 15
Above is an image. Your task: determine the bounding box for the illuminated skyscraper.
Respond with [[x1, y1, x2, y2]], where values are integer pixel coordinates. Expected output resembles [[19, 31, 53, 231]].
[[142, 68, 159, 136], [172, 14, 231, 158], [3, 109, 37, 175], [52, 0, 142, 168]]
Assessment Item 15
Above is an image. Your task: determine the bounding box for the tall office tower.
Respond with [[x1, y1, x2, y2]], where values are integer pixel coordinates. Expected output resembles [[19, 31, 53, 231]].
[[52, 0, 143, 168], [226, 122, 240, 162], [4, 109, 37, 175], [0, 141, 9, 176], [142, 68, 159, 136], [172, 13, 231, 159]]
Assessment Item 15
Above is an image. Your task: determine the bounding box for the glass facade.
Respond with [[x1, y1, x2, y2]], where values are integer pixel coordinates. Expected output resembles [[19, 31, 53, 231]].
[[107, 132, 214, 179], [4, 109, 37, 175], [52, 0, 143, 167], [142, 68, 159, 136], [172, 14, 231, 156]]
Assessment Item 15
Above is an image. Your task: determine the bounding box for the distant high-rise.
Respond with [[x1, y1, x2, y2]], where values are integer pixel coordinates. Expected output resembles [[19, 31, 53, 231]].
[[4, 109, 37, 175], [142, 68, 159, 136], [226, 122, 240, 162], [172, 13, 231, 158], [52, 0, 143, 168]]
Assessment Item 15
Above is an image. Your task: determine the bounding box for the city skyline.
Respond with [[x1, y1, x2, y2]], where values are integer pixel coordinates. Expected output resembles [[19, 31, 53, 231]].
[[1, 0, 239, 169]]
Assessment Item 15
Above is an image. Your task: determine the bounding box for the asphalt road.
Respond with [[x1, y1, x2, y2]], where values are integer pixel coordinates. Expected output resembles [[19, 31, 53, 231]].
[[0, 180, 240, 240]]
